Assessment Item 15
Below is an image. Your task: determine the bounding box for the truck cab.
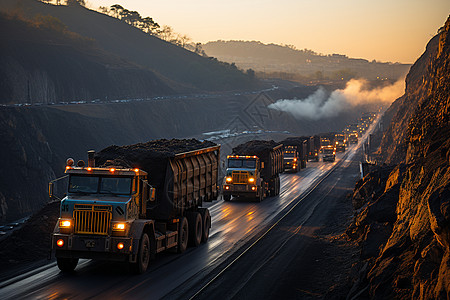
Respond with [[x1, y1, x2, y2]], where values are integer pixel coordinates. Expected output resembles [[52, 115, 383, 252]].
[[348, 133, 358, 144], [222, 155, 265, 202], [51, 158, 157, 273], [283, 146, 298, 172]]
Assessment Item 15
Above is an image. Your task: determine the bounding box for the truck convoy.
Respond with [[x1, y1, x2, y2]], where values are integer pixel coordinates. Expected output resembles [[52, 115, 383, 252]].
[[50, 139, 220, 273], [223, 140, 283, 202]]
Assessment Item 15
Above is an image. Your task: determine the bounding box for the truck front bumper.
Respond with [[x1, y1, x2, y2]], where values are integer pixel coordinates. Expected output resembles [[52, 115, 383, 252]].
[[52, 233, 133, 261], [223, 184, 259, 197], [284, 162, 297, 172]]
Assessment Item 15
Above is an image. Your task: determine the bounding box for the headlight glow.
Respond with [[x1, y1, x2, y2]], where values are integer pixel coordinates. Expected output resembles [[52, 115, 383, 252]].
[[113, 223, 126, 231], [59, 220, 71, 228]]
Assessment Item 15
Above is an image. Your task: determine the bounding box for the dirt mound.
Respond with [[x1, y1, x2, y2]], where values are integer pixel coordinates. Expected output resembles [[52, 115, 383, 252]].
[[279, 137, 308, 147], [96, 138, 216, 190], [0, 201, 59, 270], [232, 140, 280, 161]]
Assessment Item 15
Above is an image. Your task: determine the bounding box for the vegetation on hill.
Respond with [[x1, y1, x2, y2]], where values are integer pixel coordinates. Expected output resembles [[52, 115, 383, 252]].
[[9, 0, 258, 91]]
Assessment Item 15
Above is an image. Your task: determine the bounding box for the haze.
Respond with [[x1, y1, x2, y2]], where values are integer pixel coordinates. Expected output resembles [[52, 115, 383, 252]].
[[87, 0, 449, 63]]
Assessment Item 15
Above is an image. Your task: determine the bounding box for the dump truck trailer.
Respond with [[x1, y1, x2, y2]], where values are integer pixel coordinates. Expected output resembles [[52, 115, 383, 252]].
[[50, 139, 220, 273], [223, 140, 283, 202]]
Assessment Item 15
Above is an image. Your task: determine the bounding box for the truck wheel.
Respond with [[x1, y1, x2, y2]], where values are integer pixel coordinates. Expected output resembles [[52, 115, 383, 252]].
[[187, 212, 202, 247], [57, 257, 78, 273], [131, 233, 150, 274], [199, 208, 211, 243], [223, 195, 231, 201], [177, 217, 189, 253], [275, 176, 280, 195]]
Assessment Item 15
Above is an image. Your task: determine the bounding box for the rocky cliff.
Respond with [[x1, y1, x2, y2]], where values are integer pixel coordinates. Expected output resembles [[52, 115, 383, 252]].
[[347, 16, 450, 299]]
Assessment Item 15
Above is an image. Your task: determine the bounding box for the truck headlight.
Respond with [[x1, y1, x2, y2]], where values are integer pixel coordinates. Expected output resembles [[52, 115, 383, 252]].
[[59, 219, 72, 228], [226, 177, 232, 183], [112, 223, 126, 231], [248, 177, 255, 183]]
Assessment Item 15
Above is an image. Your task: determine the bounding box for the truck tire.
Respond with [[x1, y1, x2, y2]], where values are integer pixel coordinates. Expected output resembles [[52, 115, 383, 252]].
[[187, 212, 202, 247], [131, 233, 150, 274], [57, 257, 78, 273], [275, 175, 280, 195], [178, 217, 189, 253], [199, 208, 211, 243], [223, 195, 231, 201]]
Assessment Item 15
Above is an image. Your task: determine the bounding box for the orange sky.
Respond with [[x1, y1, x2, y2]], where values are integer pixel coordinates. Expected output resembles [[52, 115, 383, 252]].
[[88, 0, 449, 64]]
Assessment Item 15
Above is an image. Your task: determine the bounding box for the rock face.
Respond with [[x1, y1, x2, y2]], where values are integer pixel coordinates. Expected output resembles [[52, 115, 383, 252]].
[[347, 16, 450, 299]]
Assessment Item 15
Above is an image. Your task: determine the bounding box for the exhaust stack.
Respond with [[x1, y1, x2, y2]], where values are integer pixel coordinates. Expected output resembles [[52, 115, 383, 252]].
[[87, 150, 95, 167]]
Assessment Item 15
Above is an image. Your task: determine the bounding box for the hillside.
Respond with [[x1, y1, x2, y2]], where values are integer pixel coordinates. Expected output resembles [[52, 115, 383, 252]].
[[203, 40, 411, 81], [0, 0, 259, 92], [346, 15, 450, 299], [0, 12, 177, 104]]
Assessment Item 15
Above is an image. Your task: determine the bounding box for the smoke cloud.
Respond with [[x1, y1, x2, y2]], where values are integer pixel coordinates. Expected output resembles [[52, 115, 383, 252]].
[[268, 79, 405, 120]]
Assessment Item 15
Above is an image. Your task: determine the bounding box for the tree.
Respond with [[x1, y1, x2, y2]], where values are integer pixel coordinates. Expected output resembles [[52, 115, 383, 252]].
[[66, 0, 85, 7], [158, 25, 175, 42], [246, 68, 255, 78]]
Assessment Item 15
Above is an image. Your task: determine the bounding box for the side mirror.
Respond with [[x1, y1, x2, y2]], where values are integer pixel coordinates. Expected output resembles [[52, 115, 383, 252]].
[[149, 188, 156, 202], [49, 182, 54, 199]]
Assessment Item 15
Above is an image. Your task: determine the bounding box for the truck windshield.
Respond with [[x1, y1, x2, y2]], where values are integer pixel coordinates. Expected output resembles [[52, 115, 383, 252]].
[[284, 151, 295, 158], [69, 175, 132, 195], [228, 159, 256, 169], [323, 149, 334, 154]]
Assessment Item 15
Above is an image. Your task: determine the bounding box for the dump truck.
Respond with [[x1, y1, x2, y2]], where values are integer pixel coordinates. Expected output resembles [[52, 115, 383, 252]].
[[283, 145, 299, 173], [308, 136, 321, 162], [50, 139, 220, 273], [321, 145, 336, 162], [335, 133, 346, 152], [348, 133, 358, 144], [281, 137, 308, 169], [223, 140, 283, 202]]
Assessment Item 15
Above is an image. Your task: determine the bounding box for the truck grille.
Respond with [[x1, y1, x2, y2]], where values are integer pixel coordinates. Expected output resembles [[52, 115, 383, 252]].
[[232, 171, 249, 184], [74, 204, 112, 235]]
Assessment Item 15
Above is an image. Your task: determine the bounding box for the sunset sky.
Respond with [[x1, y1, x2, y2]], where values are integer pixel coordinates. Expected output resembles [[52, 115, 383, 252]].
[[87, 0, 449, 63]]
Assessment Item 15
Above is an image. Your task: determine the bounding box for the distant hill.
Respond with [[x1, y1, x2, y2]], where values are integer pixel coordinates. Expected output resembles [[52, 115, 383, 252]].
[[0, 0, 259, 94], [203, 40, 411, 81], [0, 12, 177, 104]]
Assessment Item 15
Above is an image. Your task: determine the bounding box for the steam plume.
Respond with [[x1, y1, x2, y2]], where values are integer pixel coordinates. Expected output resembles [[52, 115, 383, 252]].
[[268, 79, 405, 120]]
